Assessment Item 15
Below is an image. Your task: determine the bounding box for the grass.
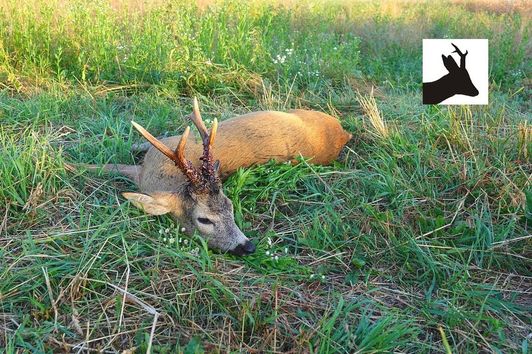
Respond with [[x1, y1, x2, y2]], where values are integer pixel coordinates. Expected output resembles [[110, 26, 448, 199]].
[[0, 0, 531, 352]]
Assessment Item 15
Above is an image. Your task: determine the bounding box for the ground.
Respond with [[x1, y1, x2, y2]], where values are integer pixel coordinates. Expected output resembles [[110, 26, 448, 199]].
[[0, 0, 530, 353]]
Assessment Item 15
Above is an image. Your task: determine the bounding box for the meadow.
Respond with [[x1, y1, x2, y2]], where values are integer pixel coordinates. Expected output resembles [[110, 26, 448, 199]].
[[0, 0, 530, 352]]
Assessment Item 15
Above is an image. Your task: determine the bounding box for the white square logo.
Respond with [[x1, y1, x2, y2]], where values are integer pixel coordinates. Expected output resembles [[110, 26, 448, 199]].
[[423, 39, 488, 105]]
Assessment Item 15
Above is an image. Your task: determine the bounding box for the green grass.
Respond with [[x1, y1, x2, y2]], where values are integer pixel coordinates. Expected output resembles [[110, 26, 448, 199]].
[[1, 0, 531, 352]]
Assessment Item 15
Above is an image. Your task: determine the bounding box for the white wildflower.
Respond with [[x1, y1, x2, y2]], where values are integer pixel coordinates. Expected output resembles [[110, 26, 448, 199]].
[[284, 247, 288, 254], [165, 228, 170, 233], [163, 237, 167, 242], [181, 227, 186, 232], [274, 255, 279, 261], [265, 251, 270, 256], [169, 238, 175, 244]]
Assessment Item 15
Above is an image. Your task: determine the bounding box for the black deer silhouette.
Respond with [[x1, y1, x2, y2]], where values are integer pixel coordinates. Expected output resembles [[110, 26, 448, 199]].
[[423, 43, 479, 104]]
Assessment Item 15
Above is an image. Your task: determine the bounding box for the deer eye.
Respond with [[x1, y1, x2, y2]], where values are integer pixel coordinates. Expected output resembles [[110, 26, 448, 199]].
[[197, 217, 214, 225]]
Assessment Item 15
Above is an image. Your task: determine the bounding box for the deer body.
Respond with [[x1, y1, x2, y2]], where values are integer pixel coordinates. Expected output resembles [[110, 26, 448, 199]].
[[423, 43, 479, 104], [139, 109, 351, 194], [107, 101, 351, 255]]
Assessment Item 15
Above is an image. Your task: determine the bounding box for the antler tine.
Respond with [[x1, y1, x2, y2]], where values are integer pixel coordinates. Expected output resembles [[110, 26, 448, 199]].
[[451, 43, 468, 68], [131, 121, 177, 163], [208, 118, 218, 148], [200, 117, 220, 186], [188, 97, 209, 141], [175, 126, 190, 164]]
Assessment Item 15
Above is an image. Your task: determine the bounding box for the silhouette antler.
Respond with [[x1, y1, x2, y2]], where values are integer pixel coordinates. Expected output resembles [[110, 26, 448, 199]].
[[451, 43, 468, 69]]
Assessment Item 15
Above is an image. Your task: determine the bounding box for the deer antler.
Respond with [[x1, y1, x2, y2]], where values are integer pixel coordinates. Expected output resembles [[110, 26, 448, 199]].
[[186, 97, 221, 188], [131, 121, 202, 186], [188, 97, 209, 141], [451, 43, 468, 69], [131, 97, 221, 192], [200, 118, 221, 187]]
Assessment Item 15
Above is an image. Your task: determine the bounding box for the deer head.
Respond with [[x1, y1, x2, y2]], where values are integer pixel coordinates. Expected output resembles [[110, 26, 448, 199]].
[[441, 43, 479, 97], [128, 99, 256, 256]]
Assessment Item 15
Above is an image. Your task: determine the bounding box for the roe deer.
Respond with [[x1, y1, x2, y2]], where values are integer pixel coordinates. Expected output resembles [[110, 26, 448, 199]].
[[423, 43, 479, 104], [96, 98, 352, 255]]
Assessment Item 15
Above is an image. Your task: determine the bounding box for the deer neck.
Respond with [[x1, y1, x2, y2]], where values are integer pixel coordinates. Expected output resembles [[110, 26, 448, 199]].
[[424, 73, 456, 103]]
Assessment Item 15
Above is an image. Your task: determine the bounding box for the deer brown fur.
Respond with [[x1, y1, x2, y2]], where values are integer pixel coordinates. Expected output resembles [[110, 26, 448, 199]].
[[97, 98, 352, 255]]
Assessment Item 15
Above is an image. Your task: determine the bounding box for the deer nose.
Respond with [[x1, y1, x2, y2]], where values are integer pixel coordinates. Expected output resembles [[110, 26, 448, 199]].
[[230, 240, 256, 256]]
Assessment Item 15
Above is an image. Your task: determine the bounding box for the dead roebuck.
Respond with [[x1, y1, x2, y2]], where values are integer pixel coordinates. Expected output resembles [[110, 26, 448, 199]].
[[423, 43, 479, 104], [93, 98, 352, 255]]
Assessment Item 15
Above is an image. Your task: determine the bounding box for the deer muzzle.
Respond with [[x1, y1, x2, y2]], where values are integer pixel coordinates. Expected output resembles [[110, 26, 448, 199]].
[[229, 240, 256, 256]]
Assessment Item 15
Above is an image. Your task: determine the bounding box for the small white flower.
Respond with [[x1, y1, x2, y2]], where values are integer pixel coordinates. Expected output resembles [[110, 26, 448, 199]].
[[333, 47, 337, 50], [321, 275, 325, 280], [163, 238, 167, 242], [165, 228, 170, 233], [284, 247, 288, 254], [184, 239, 188, 245], [181, 227, 186, 232], [169, 238, 175, 244], [310, 274, 315, 279], [274, 255, 279, 261], [265, 251, 270, 256], [159, 229, 163, 234]]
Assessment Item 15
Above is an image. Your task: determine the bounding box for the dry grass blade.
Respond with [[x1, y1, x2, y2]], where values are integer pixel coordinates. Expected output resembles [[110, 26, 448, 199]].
[[42, 267, 59, 328], [517, 121, 530, 159], [356, 89, 389, 139]]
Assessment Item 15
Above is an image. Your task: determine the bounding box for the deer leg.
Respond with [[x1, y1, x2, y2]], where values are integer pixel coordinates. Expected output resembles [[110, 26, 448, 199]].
[[67, 163, 141, 185]]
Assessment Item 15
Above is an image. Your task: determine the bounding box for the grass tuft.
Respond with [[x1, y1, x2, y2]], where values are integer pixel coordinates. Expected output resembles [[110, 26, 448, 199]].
[[356, 89, 390, 139]]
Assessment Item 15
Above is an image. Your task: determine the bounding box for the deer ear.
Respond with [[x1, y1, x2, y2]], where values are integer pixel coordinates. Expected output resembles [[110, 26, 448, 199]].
[[441, 55, 459, 73], [122, 192, 172, 215]]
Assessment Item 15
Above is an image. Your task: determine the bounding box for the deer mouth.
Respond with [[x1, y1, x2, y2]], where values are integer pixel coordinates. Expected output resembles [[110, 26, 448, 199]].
[[229, 240, 256, 256]]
